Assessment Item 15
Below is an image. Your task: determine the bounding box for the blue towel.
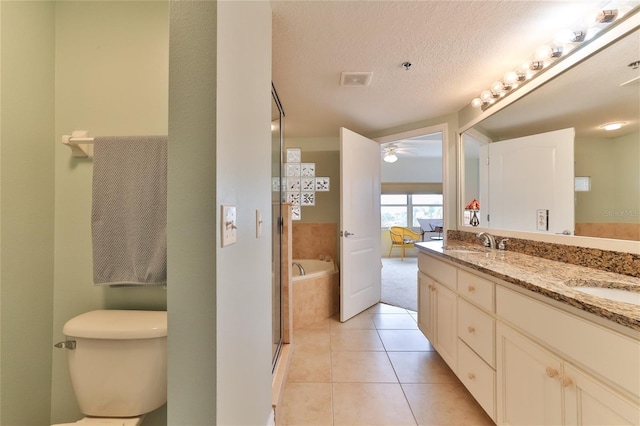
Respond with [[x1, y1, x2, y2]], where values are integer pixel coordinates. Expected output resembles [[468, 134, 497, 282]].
[[91, 135, 167, 286]]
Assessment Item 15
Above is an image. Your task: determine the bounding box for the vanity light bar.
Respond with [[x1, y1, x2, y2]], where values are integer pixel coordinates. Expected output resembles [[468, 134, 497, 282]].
[[471, 8, 622, 110]]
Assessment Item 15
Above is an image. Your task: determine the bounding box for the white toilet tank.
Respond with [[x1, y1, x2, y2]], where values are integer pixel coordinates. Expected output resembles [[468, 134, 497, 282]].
[[63, 310, 167, 417]]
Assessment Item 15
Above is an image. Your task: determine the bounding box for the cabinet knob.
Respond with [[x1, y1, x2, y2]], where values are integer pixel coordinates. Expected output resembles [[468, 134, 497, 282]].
[[559, 373, 573, 387], [467, 285, 475, 292], [467, 372, 476, 380], [467, 326, 476, 334], [545, 367, 559, 378]]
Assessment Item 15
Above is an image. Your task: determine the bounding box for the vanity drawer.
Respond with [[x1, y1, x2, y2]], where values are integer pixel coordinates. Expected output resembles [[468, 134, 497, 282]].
[[458, 298, 495, 367], [419, 252, 456, 290], [458, 269, 494, 312], [457, 339, 496, 421]]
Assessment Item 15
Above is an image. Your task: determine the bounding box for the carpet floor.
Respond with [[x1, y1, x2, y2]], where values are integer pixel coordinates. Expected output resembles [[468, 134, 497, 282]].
[[380, 256, 418, 311]]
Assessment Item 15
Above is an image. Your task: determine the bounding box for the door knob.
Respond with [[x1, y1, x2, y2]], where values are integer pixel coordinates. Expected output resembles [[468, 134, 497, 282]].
[[343, 231, 355, 237]]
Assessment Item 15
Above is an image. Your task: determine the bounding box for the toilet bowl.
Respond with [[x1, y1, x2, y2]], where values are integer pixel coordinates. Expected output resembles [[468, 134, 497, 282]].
[[53, 310, 167, 426]]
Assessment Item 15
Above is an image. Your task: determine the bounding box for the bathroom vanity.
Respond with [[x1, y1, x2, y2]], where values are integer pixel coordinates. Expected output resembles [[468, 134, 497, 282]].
[[416, 241, 640, 425]]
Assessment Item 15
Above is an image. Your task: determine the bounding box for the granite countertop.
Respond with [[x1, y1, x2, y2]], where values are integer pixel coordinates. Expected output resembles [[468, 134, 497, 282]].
[[416, 241, 640, 333]]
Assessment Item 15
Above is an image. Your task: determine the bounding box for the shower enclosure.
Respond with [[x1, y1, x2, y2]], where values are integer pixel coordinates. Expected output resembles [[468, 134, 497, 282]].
[[271, 83, 284, 371]]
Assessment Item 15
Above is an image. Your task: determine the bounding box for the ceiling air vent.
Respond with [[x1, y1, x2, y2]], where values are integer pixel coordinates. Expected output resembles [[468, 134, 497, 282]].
[[340, 72, 373, 87]]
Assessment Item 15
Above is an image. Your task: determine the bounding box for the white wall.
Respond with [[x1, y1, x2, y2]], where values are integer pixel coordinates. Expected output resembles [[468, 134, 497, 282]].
[[168, 1, 273, 424], [216, 1, 272, 423], [381, 157, 442, 183]]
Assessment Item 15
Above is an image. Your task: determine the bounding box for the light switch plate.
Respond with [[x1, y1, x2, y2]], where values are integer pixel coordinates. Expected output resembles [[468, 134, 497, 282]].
[[221, 205, 237, 247]]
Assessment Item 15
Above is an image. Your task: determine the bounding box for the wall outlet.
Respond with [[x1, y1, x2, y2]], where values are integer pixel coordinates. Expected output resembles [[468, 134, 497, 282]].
[[536, 209, 549, 231], [221, 205, 237, 247]]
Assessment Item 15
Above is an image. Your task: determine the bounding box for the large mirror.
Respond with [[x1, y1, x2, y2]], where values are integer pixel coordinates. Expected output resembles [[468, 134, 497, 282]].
[[460, 10, 639, 245]]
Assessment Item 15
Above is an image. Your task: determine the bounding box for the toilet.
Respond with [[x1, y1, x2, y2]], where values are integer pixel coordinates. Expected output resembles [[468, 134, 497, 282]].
[[53, 310, 167, 426]]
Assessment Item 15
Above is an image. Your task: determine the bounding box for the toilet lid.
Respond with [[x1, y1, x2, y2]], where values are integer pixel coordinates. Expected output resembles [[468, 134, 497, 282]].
[[63, 310, 167, 339]]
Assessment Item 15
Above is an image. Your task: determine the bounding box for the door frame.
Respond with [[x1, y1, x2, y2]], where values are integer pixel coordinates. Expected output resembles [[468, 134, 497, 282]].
[[375, 123, 450, 245]]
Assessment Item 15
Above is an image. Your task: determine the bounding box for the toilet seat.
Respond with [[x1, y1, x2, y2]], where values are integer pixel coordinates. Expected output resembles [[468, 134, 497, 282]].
[[52, 416, 143, 426]]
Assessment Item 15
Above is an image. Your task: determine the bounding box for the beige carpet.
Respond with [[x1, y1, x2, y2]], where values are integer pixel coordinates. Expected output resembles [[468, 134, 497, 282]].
[[381, 257, 418, 311]]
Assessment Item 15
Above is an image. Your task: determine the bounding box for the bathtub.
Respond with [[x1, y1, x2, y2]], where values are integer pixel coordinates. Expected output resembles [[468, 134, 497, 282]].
[[292, 259, 336, 280], [291, 259, 340, 329]]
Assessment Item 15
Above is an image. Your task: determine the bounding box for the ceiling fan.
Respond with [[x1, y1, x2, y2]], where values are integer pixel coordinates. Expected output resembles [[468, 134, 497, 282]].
[[381, 142, 419, 163]]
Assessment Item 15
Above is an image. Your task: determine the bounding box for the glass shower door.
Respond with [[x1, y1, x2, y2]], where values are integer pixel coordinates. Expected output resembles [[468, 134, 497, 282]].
[[271, 83, 284, 371]]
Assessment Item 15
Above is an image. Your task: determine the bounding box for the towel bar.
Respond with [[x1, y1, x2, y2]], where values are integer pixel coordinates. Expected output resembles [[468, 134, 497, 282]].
[[62, 130, 94, 158]]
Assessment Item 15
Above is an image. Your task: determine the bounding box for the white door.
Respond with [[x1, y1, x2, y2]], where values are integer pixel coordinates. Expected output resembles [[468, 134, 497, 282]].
[[340, 127, 381, 322], [484, 128, 574, 234]]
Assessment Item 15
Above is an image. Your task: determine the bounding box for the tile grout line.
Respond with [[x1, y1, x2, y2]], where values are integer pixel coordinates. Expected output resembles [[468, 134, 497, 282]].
[[375, 309, 423, 426]]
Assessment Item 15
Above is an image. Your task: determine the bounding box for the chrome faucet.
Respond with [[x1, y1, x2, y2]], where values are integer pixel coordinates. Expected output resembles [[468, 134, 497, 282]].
[[292, 262, 305, 276], [476, 232, 496, 249]]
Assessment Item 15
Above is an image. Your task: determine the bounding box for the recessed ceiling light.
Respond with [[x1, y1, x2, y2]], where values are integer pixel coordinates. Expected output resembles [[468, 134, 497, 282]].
[[601, 122, 626, 131]]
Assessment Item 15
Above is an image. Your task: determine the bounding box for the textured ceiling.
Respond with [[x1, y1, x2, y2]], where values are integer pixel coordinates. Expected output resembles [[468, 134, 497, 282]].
[[271, 1, 622, 139]]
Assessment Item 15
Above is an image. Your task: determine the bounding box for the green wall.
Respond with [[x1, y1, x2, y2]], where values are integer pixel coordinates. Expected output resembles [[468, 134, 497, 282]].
[[575, 131, 640, 223], [1, 2, 169, 424], [51, 3, 169, 423], [0, 2, 55, 424]]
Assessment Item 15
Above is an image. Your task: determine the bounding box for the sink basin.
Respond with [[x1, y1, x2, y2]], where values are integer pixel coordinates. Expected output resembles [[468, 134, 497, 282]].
[[566, 279, 640, 306], [571, 287, 640, 306]]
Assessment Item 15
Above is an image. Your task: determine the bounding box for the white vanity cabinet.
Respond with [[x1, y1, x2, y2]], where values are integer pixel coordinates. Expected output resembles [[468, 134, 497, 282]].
[[418, 252, 496, 419], [418, 253, 458, 370], [496, 286, 640, 426], [417, 247, 640, 426]]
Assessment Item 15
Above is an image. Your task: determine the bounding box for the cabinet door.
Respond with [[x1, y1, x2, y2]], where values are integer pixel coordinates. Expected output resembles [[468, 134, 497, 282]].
[[435, 282, 457, 371], [418, 271, 434, 341], [497, 323, 562, 426], [564, 364, 640, 425]]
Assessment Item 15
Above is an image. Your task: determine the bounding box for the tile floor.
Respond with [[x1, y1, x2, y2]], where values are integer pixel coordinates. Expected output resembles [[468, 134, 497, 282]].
[[277, 303, 495, 426]]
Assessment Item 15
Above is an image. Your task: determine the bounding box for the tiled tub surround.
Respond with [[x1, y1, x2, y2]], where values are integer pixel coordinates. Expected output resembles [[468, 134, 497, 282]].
[[418, 239, 640, 332], [292, 260, 339, 329], [575, 222, 640, 242], [292, 222, 338, 262], [448, 230, 640, 278]]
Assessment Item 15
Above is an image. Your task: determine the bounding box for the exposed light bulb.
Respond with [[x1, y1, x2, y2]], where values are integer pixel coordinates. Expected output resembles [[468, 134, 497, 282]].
[[535, 45, 562, 60], [491, 81, 505, 93], [503, 71, 519, 85], [536, 45, 553, 60], [467, 4, 618, 111], [529, 61, 545, 71]]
